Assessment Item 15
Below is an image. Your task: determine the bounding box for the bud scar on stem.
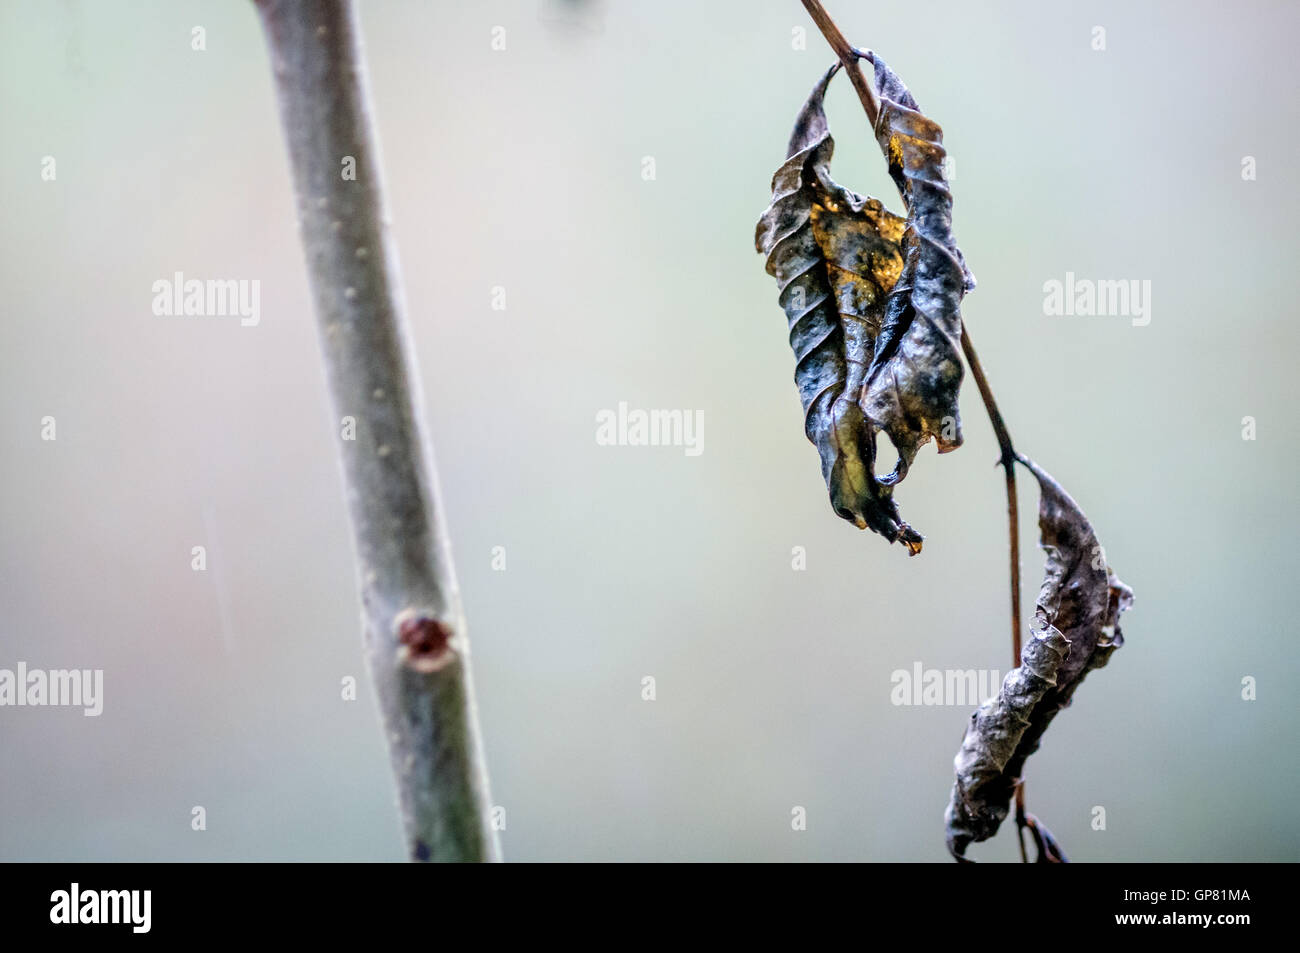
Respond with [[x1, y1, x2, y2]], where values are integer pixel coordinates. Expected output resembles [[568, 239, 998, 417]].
[[395, 609, 457, 674]]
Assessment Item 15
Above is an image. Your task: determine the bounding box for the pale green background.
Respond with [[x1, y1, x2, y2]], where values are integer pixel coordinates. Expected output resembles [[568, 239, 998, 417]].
[[1, 0, 1295, 861]]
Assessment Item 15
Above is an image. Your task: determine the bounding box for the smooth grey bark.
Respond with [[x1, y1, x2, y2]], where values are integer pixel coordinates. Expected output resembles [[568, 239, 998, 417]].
[[255, 0, 500, 862]]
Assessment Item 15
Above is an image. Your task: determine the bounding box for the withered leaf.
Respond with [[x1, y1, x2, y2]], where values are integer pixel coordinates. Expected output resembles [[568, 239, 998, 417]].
[[944, 456, 1133, 861], [755, 54, 973, 551], [858, 51, 975, 486]]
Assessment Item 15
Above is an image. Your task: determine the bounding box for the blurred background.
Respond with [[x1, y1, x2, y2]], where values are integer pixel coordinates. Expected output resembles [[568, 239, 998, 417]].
[[1, 0, 1296, 862]]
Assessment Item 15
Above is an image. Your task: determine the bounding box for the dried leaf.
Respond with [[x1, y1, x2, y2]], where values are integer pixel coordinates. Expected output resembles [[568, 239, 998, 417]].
[[755, 55, 972, 551], [944, 456, 1133, 861], [858, 51, 975, 486]]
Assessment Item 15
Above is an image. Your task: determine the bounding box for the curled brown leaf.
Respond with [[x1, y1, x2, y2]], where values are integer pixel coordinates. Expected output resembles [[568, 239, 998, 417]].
[[755, 54, 972, 551], [944, 456, 1133, 861]]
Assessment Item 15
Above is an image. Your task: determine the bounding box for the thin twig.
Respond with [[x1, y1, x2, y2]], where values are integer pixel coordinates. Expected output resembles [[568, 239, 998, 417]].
[[1015, 782, 1030, 863], [959, 327, 1022, 668], [254, 0, 500, 862], [798, 0, 1029, 859], [798, 0, 881, 127]]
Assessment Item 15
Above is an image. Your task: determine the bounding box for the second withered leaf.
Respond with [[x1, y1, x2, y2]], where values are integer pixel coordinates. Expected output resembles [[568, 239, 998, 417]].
[[944, 455, 1133, 862], [755, 55, 973, 553]]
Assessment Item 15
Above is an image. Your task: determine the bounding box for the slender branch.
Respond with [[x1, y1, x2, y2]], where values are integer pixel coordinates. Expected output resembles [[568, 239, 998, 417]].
[[798, 0, 881, 128], [799, 0, 1029, 859], [959, 328, 1022, 668], [1015, 783, 1030, 863], [254, 0, 500, 862]]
